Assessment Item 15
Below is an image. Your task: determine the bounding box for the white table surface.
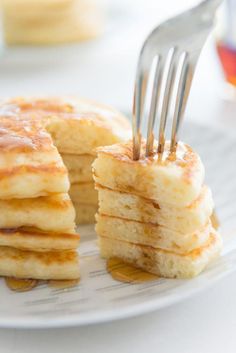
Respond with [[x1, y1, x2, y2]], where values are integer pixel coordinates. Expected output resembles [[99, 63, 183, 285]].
[[0, 1, 236, 352]]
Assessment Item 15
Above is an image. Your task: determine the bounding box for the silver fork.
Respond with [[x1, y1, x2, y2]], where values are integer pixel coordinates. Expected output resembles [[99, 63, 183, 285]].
[[132, 0, 222, 160]]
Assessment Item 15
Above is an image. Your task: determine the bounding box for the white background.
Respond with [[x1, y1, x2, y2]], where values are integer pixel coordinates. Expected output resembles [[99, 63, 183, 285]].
[[0, 1, 236, 352]]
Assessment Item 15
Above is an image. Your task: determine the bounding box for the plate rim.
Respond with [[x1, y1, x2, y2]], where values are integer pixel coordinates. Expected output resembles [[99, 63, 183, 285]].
[[0, 260, 234, 329]]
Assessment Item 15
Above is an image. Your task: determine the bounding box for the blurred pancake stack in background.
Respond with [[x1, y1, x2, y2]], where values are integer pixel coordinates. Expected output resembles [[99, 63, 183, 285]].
[[1, 0, 104, 45]]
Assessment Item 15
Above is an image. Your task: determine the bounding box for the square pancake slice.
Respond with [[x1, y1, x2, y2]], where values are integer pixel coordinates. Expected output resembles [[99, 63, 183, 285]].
[[0, 227, 80, 252], [0, 246, 80, 280], [0, 193, 75, 232], [93, 140, 205, 207], [61, 153, 94, 183], [96, 185, 213, 234], [0, 110, 69, 199], [96, 214, 212, 254], [98, 229, 222, 279]]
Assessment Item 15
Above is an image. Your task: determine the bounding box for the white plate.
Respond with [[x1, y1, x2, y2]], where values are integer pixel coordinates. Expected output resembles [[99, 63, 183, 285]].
[[1, 121, 236, 329]]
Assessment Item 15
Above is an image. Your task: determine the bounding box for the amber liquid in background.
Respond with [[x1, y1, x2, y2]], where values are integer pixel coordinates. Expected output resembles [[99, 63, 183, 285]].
[[217, 42, 236, 86]]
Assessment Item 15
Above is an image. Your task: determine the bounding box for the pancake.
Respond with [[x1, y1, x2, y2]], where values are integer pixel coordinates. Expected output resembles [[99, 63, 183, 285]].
[[69, 182, 97, 205], [96, 185, 213, 234], [0, 246, 80, 280], [0, 97, 130, 199], [3, 0, 103, 45], [96, 214, 212, 254], [0, 96, 130, 281], [93, 140, 204, 207], [74, 203, 97, 224], [99, 229, 222, 279], [0, 193, 75, 232], [0, 109, 69, 199], [0, 227, 79, 251], [61, 153, 94, 183], [1, 97, 131, 154]]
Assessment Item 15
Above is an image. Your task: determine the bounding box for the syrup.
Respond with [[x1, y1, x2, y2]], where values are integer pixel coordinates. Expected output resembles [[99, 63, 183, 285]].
[[217, 43, 236, 86], [5, 277, 38, 292], [107, 257, 159, 284], [48, 279, 80, 289]]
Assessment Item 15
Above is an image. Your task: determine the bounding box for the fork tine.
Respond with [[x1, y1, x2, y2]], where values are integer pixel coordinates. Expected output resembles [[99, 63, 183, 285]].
[[157, 47, 177, 154], [170, 52, 189, 153], [132, 64, 148, 160], [146, 55, 163, 157], [132, 0, 221, 160]]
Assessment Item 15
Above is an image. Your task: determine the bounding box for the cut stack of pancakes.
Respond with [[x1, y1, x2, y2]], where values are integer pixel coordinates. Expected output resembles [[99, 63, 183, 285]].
[[0, 97, 130, 281], [2, 0, 103, 45], [0, 108, 80, 280], [93, 140, 223, 279]]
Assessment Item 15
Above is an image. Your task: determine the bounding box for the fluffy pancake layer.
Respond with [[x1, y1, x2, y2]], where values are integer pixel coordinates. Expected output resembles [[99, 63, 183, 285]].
[[0, 193, 75, 232], [99, 230, 222, 279], [0, 246, 80, 280], [62, 154, 98, 223], [61, 153, 94, 183], [0, 227, 80, 252], [1, 97, 130, 153], [96, 185, 213, 234], [70, 182, 97, 205], [74, 203, 97, 224], [96, 214, 212, 254], [93, 140, 204, 207], [14, 96, 130, 149], [0, 114, 69, 199]]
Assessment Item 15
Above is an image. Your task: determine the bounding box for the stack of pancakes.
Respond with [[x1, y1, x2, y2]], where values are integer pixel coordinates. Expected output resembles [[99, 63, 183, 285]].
[[0, 96, 130, 213], [2, 0, 103, 45], [0, 96, 130, 281], [0, 110, 80, 280], [93, 140, 222, 278]]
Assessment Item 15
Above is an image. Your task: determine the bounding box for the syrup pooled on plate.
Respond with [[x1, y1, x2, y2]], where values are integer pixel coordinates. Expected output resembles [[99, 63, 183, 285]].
[[48, 279, 80, 289], [107, 257, 159, 284], [5, 277, 80, 292], [5, 277, 38, 292]]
